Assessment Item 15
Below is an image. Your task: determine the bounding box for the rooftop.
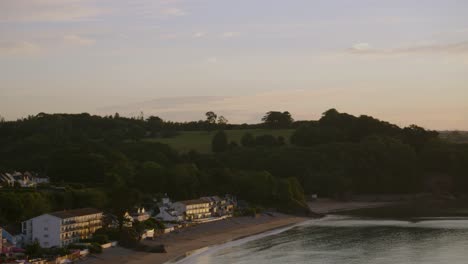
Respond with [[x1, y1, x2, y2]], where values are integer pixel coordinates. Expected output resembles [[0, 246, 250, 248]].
[[178, 199, 209, 205], [48, 208, 102, 219]]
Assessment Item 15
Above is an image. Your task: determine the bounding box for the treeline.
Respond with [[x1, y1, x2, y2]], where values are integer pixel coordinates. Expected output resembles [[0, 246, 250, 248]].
[[0, 112, 306, 225], [199, 109, 468, 197], [1, 109, 467, 225], [0, 111, 295, 144]]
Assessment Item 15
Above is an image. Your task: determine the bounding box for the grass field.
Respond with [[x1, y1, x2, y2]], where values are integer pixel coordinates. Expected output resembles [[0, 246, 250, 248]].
[[147, 129, 295, 153]]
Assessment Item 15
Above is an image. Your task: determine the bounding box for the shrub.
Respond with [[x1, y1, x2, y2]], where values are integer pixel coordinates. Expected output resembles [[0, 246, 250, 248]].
[[92, 234, 109, 245], [89, 242, 103, 254]]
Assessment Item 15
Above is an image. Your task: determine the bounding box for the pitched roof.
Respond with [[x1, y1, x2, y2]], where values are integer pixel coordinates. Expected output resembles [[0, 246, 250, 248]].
[[178, 199, 209, 205], [48, 208, 102, 219], [2, 224, 22, 236]]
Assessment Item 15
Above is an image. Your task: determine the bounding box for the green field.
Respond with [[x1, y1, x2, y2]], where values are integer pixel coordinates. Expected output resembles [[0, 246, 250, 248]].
[[147, 129, 295, 153]]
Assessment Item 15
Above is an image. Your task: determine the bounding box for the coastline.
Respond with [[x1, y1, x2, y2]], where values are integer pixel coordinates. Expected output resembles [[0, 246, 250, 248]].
[[82, 213, 309, 264]]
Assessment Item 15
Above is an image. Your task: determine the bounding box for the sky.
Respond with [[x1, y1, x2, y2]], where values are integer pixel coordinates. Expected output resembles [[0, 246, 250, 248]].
[[1, 0, 468, 130]]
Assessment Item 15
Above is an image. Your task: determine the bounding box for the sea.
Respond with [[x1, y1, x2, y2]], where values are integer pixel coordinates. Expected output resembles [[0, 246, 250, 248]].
[[169, 215, 468, 264]]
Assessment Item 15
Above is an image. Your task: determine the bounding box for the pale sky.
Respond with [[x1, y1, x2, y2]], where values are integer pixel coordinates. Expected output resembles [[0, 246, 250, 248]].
[[1, 0, 468, 130]]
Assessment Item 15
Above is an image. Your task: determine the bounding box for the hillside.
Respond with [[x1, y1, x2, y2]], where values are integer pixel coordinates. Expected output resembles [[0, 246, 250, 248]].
[[439, 131, 468, 144], [147, 129, 295, 153]]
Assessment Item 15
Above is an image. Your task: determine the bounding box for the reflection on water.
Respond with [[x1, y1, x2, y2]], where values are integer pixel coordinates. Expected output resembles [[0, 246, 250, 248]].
[[174, 216, 468, 264]]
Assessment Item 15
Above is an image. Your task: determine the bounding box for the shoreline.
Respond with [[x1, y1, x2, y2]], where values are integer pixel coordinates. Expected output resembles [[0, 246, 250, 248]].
[[168, 221, 304, 263], [82, 213, 309, 264], [83, 199, 398, 264]]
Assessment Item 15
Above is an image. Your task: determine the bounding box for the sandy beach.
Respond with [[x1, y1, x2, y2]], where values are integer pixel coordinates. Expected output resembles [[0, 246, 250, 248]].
[[83, 213, 308, 264], [308, 198, 395, 214], [82, 199, 395, 264]]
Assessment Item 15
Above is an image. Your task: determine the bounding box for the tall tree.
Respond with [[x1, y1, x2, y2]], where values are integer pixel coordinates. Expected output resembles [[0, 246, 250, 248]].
[[262, 111, 294, 128], [218, 116, 228, 125], [205, 111, 218, 124]]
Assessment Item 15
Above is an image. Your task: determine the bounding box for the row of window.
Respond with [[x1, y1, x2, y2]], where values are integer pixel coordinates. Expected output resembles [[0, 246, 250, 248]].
[[187, 209, 209, 214]]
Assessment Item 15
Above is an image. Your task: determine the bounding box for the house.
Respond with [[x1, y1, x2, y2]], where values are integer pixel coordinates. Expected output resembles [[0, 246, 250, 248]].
[[0, 171, 50, 188], [123, 207, 150, 226], [155, 206, 184, 222], [0, 173, 15, 187], [22, 208, 103, 248], [162, 195, 171, 206], [2, 224, 24, 248], [130, 207, 150, 222], [173, 199, 211, 221]]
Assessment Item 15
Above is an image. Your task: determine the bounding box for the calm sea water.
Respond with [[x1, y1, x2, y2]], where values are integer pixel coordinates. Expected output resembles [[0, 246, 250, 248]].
[[171, 215, 468, 264]]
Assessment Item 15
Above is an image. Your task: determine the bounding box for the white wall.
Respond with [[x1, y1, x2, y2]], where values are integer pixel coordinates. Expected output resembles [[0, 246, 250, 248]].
[[31, 214, 61, 248]]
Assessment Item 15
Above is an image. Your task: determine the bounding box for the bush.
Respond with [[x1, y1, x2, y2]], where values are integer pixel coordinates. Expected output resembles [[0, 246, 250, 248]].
[[92, 234, 109, 245], [68, 244, 87, 250], [94, 228, 120, 241], [89, 242, 103, 254]]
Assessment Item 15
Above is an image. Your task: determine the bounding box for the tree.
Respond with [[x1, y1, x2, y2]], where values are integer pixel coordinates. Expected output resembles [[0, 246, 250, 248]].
[[26, 241, 43, 258], [262, 111, 293, 128], [218, 116, 228, 125], [147, 116, 164, 136], [205, 111, 218, 124], [212, 130, 228, 153]]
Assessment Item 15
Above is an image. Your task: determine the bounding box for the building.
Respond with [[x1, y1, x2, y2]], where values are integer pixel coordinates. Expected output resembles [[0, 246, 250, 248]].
[[130, 207, 150, 222], [173, 199, 211, 221], [200, 195, 236, 217], [155, 206, 184, 222], [0, 171, 50, 188], [2, 224, 24, 248], [0, 173, 15, 187], [22, 208, 103, 248]]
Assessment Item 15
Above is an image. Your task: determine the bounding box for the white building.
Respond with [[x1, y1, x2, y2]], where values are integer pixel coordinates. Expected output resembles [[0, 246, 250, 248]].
[[173, 199, 211, 221], [22, 208, 103, 248]]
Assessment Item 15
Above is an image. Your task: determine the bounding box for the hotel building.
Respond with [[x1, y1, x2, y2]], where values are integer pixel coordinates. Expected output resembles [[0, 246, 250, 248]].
[[22, 208, 103, 248]]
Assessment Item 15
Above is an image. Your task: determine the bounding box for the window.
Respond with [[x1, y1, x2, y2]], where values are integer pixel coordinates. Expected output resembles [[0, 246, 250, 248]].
[[44, 234, 49, 238], [44, 227, 48, 231]]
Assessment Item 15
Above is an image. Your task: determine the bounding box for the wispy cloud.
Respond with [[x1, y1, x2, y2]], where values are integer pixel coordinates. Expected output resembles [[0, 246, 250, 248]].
[[0, 0, 104, 22], [348, 41, 468, 55], [0, 41, 41, 56], [63, 34, 96, 46]]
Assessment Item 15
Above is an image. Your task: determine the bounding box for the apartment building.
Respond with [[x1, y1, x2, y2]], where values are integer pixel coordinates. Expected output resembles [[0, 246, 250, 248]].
[[22, 208, 103, 248], [173, 199, 211, 221]]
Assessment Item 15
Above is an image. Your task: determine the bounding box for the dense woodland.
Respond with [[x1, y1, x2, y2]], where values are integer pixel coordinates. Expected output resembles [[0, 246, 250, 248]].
[[1, 110, 468, 225]]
